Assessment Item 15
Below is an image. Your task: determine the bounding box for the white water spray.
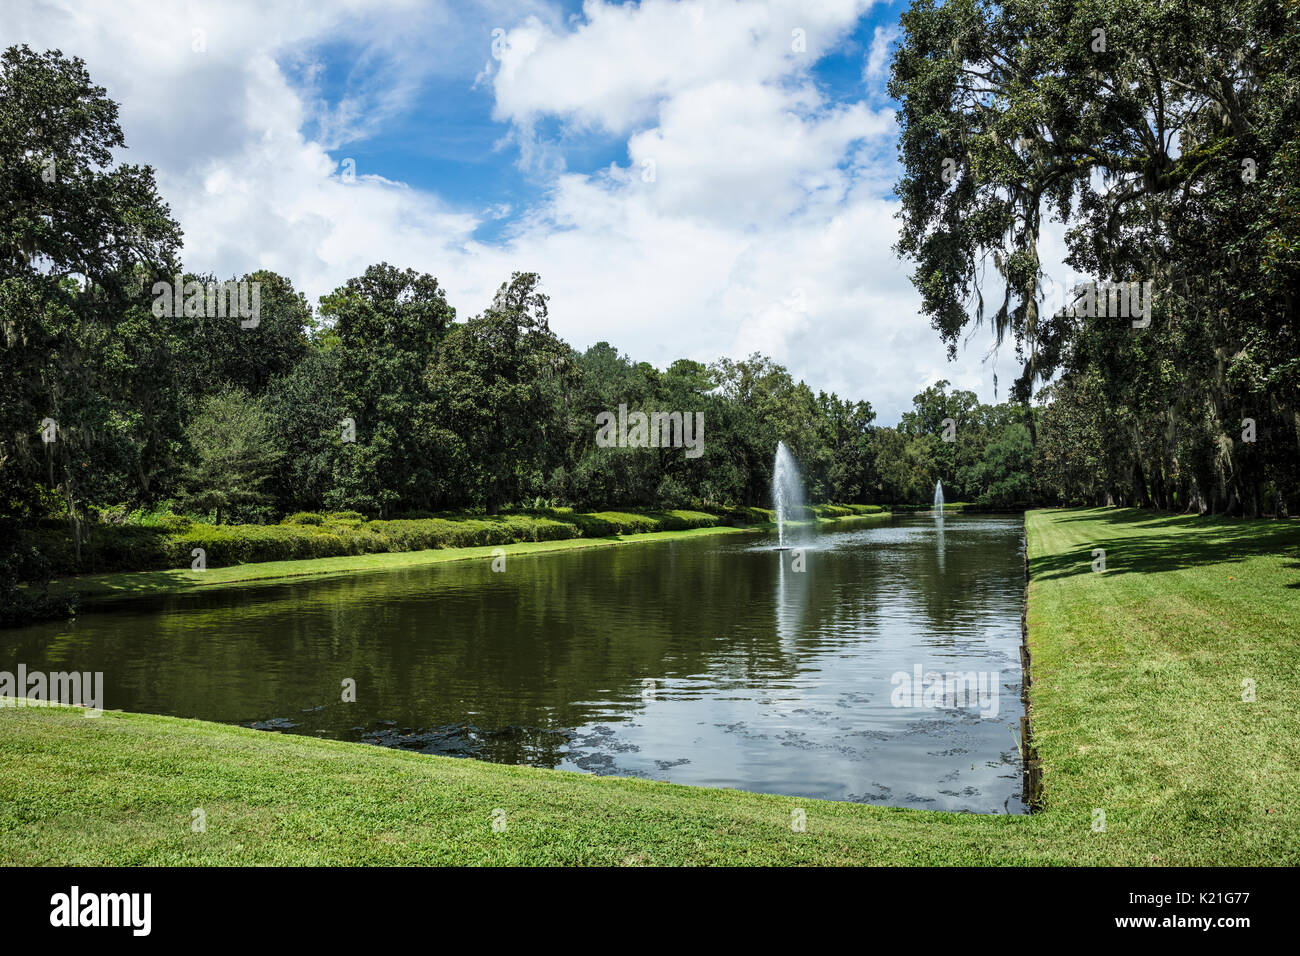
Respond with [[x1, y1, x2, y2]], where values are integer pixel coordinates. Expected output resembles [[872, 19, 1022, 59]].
[[773, 441, 806, 549], [933, 479, 945, 519]]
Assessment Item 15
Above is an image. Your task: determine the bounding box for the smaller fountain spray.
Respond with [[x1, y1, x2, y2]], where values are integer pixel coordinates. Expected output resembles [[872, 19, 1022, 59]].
[[933, 479, 945, 519]]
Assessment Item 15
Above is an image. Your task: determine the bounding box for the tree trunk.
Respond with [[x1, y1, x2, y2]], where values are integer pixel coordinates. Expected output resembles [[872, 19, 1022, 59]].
[[1133, 456, 1151, 508]]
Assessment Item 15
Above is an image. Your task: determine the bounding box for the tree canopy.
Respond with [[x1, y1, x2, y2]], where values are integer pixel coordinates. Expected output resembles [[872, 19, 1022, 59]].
[[890, 0, 1300, 514]]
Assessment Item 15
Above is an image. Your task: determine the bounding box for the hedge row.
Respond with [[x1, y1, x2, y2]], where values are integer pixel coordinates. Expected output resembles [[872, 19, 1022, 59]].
[[31, 509, 726, 576], [30, 505, 885, 577], [813, 504, 886, 517]]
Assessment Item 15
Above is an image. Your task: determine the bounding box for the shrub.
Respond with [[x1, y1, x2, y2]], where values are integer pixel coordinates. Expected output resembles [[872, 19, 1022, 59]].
[[656, 510, 717, 530], [158, 514, 193, 533], [26, 504, 829, 577], [814, 503, 885, 518], [283, 512, 325, 526]]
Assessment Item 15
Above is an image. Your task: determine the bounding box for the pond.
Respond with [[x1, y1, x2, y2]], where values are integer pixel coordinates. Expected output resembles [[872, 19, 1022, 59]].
[[2, 514, 1027, 813]]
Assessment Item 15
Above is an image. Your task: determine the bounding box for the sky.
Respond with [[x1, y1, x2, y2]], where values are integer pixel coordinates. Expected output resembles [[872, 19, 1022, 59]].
[[3, 0, 1031, 423]]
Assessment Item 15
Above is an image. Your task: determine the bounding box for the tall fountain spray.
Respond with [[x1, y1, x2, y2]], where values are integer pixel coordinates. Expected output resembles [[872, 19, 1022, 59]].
[[933, 479, 945, 519], [773, 441, 806, 549]]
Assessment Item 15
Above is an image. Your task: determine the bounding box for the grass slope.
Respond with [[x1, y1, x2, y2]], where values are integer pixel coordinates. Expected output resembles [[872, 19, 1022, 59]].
[[1, 507, 1296, 865], [1024, 507, 1300, 862]]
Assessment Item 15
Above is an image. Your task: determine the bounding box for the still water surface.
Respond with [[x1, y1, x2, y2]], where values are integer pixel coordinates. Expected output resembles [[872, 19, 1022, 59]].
[[3, 514, 1026, 812]]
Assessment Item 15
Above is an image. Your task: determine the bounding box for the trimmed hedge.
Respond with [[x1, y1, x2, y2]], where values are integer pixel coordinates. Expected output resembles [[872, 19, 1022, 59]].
[[31, 510, 719, 575], [31, 504, 882, 577], [813, 503, 885, 517]]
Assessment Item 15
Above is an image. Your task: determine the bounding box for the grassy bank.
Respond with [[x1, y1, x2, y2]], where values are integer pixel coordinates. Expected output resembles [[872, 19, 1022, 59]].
[[1023, 507, 1300, 860], [2, 507, 1296, 864], [40, 504, 886, 605]]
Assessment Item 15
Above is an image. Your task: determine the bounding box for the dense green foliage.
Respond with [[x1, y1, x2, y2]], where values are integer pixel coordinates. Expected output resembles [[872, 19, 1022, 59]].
[[176, 387, 282, 524], [891, 0, 1300, 514]]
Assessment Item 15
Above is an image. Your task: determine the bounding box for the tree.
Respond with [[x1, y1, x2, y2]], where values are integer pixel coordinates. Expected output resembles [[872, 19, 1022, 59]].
[[177, 387, 282, 524], [967, 420, 1035, 507], [899, 380, 980, 498], [0, 44, 180, 561], [262, 344, 346, 514], [173, 269, 311, 400], [709, 353, 820, 506], [890, 1, 1300, 512], [812, 393, 877, 503], [429, 273, 572, 513], [319, 263, 455, 514]]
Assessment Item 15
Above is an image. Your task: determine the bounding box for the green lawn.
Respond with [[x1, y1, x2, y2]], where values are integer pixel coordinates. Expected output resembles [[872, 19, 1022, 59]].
[[1023, 507, 1300, 862], [2, 507, 1297, 865]]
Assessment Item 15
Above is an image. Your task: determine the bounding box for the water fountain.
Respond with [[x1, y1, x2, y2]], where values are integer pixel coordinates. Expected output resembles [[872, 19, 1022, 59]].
[[934, 479, 946, 572], [773, 441, 806, 549]]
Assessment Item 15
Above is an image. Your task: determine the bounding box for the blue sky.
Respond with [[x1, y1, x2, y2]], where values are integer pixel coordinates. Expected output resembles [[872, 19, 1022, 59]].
[[303, 2, 905, 242]]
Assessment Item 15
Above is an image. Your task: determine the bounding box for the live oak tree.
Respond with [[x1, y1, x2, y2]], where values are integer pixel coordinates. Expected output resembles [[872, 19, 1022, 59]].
[[1, 45, 181, 522], [1, 45, 179, 615], [890, 0, 1300, 513]]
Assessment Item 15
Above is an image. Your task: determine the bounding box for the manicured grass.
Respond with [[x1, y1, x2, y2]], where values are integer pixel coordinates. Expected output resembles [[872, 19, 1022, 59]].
[[2, 507, 1297, 864], [1023, 507, 1300, 861]]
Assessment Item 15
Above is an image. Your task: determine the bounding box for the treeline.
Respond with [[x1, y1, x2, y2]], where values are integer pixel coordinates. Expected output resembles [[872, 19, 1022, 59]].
[[6, 250, 1040, 528], [7, 25, 1300, 626], [891, 0, 1300, 517]]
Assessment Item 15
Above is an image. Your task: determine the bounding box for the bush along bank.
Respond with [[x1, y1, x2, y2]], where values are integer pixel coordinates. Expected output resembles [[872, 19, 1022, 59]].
[[25, 503, 888, 579]]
